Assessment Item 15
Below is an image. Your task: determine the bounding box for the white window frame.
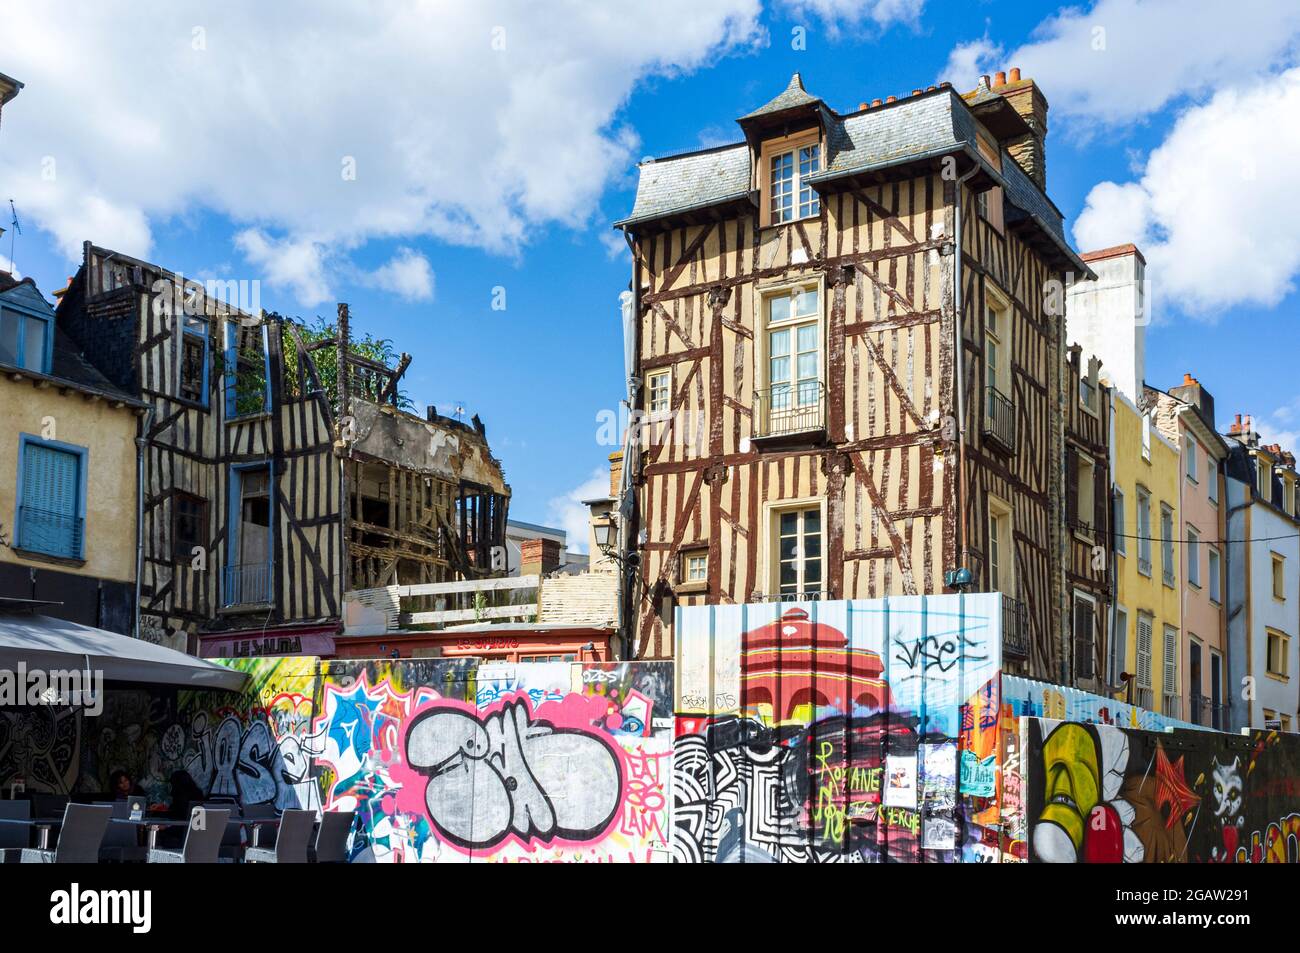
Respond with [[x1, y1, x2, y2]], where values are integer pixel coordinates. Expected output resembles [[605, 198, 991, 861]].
[[763, 133, 821, 226], [1136, 486, 1152, 576], [646, 369, 671, 417], [1209, 546, 1222, 604], [1160, 503, 1175, 587], [1113, 487, 1126, 556], [1073, 589, 1098, 681], [987, 494, 1014, 596], [1136, 613, 1154, 693], [765, 497, 827, 600], [1186, 525, 1201, 588], [759, 281, 825, 433], [1185, 435, 1198, 483], [1110, 605, 1129, 687]]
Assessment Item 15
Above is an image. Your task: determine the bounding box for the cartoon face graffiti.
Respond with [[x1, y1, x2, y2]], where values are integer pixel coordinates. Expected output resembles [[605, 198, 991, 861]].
[[1211, 758, 1244, 822], [405, 697, 623, 851], [1032, 723, 1139, 863]]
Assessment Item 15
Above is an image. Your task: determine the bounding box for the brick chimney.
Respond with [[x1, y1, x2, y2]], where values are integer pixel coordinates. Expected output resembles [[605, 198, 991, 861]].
[[519, 538, 562, 577], [608, 451, 624, 497], [1169, 372, 1216, 432], [993, 66, 1049, 190]]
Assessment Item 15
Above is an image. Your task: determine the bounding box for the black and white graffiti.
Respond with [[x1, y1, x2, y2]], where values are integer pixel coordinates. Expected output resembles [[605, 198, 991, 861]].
[[405, 697, 623, 850]]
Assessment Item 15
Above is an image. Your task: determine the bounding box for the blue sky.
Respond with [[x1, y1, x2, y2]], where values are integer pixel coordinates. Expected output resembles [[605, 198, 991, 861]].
[[3, 1, 1300, 547]]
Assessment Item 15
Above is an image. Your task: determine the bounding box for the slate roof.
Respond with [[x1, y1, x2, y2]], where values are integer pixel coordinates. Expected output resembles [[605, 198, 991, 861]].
[[617, 79, 1088, 273], [50, 327, 142, 404], [0, 275, 144, 406], [738, 72, 822, 120], [617, 143, 751, 228]]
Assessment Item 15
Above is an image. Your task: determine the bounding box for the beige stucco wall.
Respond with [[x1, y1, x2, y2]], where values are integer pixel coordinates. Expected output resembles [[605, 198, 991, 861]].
[[0, 379, 139, 583]]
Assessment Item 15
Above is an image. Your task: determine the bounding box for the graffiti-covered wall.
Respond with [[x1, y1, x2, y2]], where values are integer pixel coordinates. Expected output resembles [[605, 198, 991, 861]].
[[0, 656, 673, 863], [673, 594, 1004, 862], [310, 658, 672, 862], [1020, 718, 1300, 863]]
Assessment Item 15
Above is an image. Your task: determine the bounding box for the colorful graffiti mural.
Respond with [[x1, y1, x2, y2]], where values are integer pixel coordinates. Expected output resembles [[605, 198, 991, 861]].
[[1003, 676, 1201, 732], [1021, 718, 1300, 863], [310, 658, 672, 862], [673, 594, 1003, 862]]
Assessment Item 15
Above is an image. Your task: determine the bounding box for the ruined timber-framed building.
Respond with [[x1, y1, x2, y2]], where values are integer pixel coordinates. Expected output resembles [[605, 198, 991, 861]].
[[56, 243, 509, 656], [615, 69, 1096, 676]]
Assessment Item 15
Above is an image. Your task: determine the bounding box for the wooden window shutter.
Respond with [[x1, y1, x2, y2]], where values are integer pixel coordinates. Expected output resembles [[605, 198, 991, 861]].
[[1136, 616, 1153, 689], [1074, 598, 1095, 680], [1093, 460, 1107, 546]]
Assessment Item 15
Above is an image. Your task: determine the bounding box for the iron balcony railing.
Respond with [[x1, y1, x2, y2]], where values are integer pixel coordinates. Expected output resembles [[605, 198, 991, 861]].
[[753, 381, 826, 439], [1134, 686, 1155, 710], [1162, 694, 1181, 719], [1189, 694, 1231, 730], [1137, 551, 1153, 576], [983, 386, 1015, 452], [18, 506, 84, 559], [753, 590, 828, 603], [223, 562, 272, 607], [1002, 595, 1030, 659]]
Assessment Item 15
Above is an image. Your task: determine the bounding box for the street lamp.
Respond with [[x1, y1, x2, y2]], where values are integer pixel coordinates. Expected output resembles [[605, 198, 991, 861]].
[[593, 519, 613, 553]]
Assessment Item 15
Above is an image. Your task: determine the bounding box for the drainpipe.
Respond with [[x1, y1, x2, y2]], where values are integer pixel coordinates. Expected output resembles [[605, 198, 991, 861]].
[[133, 406, 154, 640], [952, 161, 979, 571], [619, 227, 641, 660], [1224, 494, 1250, 731]]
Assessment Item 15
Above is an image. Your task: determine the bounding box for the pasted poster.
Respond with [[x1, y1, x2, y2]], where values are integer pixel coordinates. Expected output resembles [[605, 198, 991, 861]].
[[884, 753, 918, 809], [922, 742, 957, 850]]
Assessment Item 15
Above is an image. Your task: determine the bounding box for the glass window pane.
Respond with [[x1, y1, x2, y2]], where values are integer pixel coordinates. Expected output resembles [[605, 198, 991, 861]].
[[23, 317, 45, 370], [0, 311, 16, 365], [797, 323, 817, 350], [792, 287, 817, 317], [803, 509, 820, 533], [797, 352, 818, 380], [768, 295, 790, 324], [804, 561, 822, 586], [804, 533, 821, 559], [769, 357, 790, 389], [780, 562, 797, 587], [780, 512, 798, 535], [769, 327, 790, 355]]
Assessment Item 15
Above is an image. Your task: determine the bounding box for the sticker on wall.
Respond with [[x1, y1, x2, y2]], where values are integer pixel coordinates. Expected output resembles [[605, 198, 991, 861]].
[[883, 754, 917, 809], [960, 750, 997, 798], [923, 815, 956, 851]]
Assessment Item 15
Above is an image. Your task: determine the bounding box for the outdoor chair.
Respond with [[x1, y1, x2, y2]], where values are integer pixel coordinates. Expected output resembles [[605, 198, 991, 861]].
[[310, 810, 355, 863], [244, 809, 314, 863], [198, 801, 245, 861], [147, 807, 230, 864], [0, 800, 32, 857], [19, 803, 112, 863], [96, 800, 148, 863], [31, 793, 69, 819]]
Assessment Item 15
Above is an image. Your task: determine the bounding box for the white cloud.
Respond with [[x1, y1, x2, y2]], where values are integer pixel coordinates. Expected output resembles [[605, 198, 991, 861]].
[[234, 230, 332, 307], [1254, 401, 1300, 453], [599, 230, 629, 262], [545, 467, 610, 554], [1, 0, 767, 290], [942, 0, 1300, 126], [1075, 68, 1300, 314], [0, 255, 21, 279], [361, 248, 434, 302], [779, 0, 924, 36]]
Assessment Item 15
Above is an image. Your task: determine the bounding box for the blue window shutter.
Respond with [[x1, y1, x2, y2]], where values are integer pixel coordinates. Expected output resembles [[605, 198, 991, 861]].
[[21, 443, 81, 557], [224, 321, 237, 417]]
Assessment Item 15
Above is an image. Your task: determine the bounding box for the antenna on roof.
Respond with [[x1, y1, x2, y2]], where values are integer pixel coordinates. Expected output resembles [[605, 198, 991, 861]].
[[6, 200, 19, 270], [452, 401, 466, 423]]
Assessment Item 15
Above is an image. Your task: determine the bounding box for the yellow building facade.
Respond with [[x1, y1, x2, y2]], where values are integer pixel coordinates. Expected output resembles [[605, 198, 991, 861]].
[[1110, 391, 1183, 715], [0, 275, 143, 631]]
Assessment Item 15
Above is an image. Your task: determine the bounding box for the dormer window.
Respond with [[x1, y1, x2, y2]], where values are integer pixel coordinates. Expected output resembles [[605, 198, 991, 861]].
[[770, 142, 820, 223], [759, 132, 822, 227]]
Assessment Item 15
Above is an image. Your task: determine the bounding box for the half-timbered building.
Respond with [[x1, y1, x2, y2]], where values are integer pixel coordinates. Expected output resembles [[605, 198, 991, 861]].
[[56, 244, 509, 656], [616, 69, 1093, 674]]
